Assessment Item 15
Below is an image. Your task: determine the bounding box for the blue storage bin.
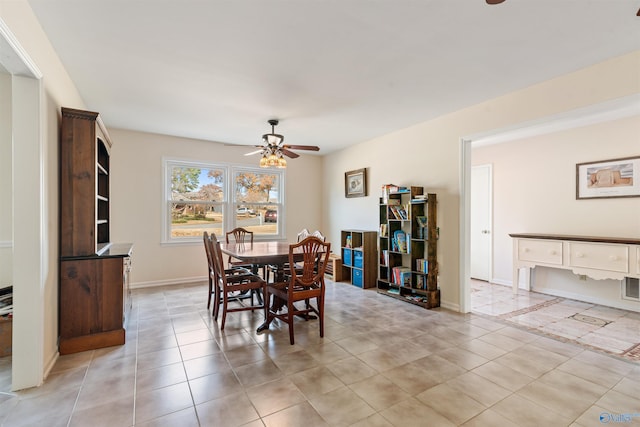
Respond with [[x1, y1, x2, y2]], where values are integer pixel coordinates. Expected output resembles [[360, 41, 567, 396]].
[[353, 250, 363, 268], [342, 248, 352, 266], [352, 269, 363, 287]]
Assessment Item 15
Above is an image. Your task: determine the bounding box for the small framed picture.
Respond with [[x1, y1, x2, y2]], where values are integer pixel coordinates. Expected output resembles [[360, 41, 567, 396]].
[[576, 155, 640, 199], [345, 168, 367, 198]]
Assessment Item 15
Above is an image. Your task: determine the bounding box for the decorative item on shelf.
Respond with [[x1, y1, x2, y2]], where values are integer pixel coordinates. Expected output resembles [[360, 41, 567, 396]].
[[345, 235, 352, 248], [416, 216, 427, 239], [345, 168, 367, 198]]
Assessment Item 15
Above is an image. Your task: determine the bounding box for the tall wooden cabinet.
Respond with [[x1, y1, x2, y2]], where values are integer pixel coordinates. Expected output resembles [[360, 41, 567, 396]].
[[340, 230, 377, 288], [377, 186, 439, 308], [59, 107, 133, 355]]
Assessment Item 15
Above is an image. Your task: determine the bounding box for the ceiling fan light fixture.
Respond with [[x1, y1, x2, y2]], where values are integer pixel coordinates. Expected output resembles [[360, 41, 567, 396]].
[[263, 133, 284, 146]]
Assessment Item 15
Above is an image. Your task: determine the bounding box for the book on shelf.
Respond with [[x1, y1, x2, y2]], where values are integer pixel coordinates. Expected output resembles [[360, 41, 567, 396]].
[[392, 266, 412, 286], [416, 274, 425, 289], [389, 205, 408, 220], [387, 198, 401, 206], [394, 230, 407, 253], [379, 223, 387, 237], [415, 258, 428, 273], [380, 250, 389, 266], [398, 205, 408, 220]]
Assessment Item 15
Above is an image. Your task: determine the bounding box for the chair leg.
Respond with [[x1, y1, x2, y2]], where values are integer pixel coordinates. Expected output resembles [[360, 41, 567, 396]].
[[207, 277, 212, 309], [288, 305, 295, 345], [318, 295, 324, 338], [213, 285, 220, 320], [221, 294, 228, 330]]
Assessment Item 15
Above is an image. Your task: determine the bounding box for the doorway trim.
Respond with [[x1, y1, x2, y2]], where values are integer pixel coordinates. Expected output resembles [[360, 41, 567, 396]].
[[1, 18, 45, 390]]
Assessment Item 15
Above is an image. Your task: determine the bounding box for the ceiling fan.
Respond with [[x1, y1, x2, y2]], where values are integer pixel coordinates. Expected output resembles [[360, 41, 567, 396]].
[[244, 119, 320, 168], [485, 0, 640, 15]]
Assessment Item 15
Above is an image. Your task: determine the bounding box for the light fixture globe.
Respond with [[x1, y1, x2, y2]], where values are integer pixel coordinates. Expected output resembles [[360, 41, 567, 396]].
[[262, 119, 284, 146]]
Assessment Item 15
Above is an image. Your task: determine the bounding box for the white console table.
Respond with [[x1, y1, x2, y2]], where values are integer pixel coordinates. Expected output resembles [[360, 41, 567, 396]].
[[510, 233, 640, 294]]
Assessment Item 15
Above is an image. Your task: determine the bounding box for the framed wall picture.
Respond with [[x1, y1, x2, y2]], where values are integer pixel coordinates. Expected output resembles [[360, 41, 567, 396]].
[[576, 155, 640, 199], [345, 168, 367, 198]]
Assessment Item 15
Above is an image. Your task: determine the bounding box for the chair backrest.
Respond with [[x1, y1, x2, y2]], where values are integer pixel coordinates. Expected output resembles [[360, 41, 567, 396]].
[[288, 236, 331, 292], [296, 228, 311, 242], [203, 231, 214, 275], [208, 233, 228, 286], [310, 230, 326, 241], [226, 227, 254, 245]]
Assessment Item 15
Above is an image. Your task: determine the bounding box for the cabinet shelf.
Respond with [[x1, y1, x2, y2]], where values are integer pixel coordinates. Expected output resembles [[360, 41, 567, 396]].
[[377, 186, 439, 309], [97, 163, 108, 175]]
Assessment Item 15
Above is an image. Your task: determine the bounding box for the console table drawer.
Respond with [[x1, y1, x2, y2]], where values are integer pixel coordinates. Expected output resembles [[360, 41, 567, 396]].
[[569, 242, 628, 273], [517, 239, 562, 265]]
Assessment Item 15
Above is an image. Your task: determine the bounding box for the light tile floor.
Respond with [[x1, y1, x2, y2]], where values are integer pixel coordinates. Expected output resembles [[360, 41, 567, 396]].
[[0, 280, 638, 426], [471, 280, 640, 362]]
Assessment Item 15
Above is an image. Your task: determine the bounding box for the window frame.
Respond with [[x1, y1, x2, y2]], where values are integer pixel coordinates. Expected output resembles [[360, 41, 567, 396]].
[[162, 157, 285, 244]]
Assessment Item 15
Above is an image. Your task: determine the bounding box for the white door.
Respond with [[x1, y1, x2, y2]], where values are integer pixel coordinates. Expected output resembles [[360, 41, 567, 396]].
[[470, 164, 492, 281]]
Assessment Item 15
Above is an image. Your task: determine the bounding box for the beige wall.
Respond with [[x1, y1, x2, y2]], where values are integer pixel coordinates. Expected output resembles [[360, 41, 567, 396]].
[[472, 115, 640, 309], [109, 128, 323, 286], [323, 51, 640, 310]]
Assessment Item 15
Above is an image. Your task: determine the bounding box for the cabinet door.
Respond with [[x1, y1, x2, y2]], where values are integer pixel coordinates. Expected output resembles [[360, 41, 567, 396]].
[[60, 258, 124, 338]]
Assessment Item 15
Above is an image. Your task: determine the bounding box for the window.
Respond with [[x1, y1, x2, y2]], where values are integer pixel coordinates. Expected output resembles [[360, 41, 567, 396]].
[[163, 159, 284, 243]]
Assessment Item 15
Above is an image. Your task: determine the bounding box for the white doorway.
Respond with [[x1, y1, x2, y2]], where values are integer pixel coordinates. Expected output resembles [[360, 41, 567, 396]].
[[1, 19, 45, 390], [470, 164, 492, 282]]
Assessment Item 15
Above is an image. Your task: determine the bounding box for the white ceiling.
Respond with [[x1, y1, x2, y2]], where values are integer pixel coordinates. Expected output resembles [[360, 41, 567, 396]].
[[27, 0, 640, 155]]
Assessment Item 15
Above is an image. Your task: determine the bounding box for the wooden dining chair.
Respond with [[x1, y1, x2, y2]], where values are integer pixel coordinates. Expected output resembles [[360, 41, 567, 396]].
[[264, 236, 331, 344], [211, 232, 267, 330], [225, 227, 254, 266], [203, 232, 256, 319]]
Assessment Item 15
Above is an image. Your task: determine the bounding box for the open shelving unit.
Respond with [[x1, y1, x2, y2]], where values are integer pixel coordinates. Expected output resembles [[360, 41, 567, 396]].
[[340, 230, 377, 288], [377, 186, 439, 308]]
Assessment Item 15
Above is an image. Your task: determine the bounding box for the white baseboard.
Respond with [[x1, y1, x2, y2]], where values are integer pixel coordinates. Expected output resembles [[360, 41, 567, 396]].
[[43, 351, 58, 382], [130, 276, 207, 289], [440, 300, 460, 312], [490, 278, 512, 288]]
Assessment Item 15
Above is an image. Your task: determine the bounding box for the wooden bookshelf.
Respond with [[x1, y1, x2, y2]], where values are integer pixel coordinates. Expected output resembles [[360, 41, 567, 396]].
[[377, 186, 439, 308]]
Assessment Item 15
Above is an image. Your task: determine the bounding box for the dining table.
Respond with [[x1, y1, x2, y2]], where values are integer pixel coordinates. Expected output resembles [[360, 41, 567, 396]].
[[218, 240, 317, 332]]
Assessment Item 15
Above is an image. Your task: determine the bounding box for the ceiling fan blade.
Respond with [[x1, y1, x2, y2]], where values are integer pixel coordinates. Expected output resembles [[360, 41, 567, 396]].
[[281, 148, 300, 159], [283, 144, 320, 151], [224, 142, 263, 147], [244, 149, 263, 156]]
